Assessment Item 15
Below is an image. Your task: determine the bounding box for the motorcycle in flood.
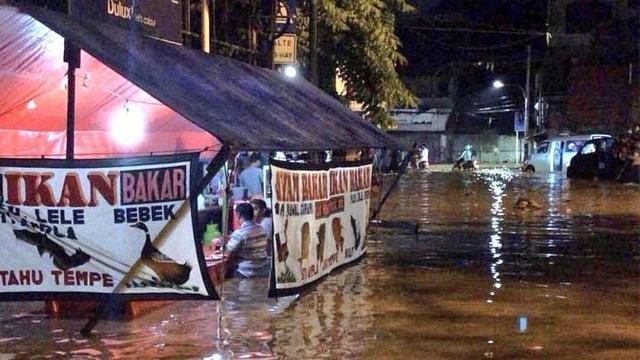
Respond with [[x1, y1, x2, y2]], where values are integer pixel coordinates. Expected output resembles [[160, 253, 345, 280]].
[[452, 159, 478, 171]]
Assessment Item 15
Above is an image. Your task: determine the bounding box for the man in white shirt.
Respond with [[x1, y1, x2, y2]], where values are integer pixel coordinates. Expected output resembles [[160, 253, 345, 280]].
[[418, 144, 429, 169]]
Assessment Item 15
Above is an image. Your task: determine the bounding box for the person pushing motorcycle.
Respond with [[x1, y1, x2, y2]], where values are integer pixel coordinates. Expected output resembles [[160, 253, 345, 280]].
[[454, 144, 477, 170]]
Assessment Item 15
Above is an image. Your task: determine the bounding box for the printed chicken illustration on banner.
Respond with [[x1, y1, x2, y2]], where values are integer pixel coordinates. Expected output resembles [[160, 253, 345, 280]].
[[269, 160, 372, 296], [0, 154, 217, 300]]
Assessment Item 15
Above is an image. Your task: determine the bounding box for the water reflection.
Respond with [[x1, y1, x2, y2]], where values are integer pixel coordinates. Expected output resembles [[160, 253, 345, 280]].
[[486, 171, 506, 292], [0, 170, 638, 359]]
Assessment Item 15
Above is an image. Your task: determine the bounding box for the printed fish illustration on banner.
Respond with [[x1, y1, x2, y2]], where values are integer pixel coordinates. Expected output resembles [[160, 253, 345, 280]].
[[0, 154, 217, 301], [268, 160, 372, 297]]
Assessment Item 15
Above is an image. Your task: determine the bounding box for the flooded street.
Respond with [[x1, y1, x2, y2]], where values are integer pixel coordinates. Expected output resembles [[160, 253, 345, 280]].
[[1, 169, 639, 359]]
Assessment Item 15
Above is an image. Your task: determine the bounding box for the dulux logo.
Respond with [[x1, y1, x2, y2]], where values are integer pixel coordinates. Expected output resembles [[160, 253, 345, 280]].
[[107, 0, 132, 20]]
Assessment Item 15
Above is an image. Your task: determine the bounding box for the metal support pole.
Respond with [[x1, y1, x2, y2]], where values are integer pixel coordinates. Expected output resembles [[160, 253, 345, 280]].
[[524, 45, 531, 162], [515, 131, 519, 164], [66, 66, 76, 160], [63, 40, 80, 160]]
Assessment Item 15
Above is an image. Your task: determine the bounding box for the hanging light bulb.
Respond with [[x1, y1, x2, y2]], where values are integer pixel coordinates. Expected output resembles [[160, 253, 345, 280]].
[[26, 99, 37, 110], [111, 100, 145, 146]]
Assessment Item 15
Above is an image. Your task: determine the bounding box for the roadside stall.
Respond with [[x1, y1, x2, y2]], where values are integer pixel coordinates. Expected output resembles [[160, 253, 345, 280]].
[[0, 4, 396, 330]]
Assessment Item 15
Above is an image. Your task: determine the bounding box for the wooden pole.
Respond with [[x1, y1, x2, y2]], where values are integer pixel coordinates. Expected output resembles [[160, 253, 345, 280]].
[[215, 149, 234, 355], [218, 147, 237, 281], [202, 0, 210, 53]]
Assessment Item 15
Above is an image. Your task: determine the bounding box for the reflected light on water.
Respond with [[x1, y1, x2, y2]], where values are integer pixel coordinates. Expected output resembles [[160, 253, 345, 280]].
[[488, 176, 506, 292], [519, 316, 528, 333]]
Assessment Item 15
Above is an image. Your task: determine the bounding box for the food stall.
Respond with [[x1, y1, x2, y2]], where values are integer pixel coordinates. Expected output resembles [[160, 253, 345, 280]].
[[0, 4, 397, 327]]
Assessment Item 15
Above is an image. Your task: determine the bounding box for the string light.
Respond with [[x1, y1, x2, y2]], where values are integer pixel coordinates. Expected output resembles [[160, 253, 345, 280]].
[[1, 69, 164, 121]]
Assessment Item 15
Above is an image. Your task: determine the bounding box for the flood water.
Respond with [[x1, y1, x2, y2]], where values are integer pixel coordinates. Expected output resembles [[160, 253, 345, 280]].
[[1, 168, 639, 359]]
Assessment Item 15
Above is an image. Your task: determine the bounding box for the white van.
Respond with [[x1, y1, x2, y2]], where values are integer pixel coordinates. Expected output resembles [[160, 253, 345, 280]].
[[529, 134, 612, 175]]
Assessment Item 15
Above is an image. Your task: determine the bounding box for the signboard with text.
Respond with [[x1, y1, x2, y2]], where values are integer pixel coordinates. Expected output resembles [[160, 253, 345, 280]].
[[514, 111, 525, 132], [269, 160, 371, 297], [70, 0, 183, 44], [273, 34, 297, 64], [0, 154, 217, 301]]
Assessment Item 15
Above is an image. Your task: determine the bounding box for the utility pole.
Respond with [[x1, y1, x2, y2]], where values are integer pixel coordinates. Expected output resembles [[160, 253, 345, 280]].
[[524, 44, 531, 162], [184, 0, 191, 45], [211, 0, 216, 51], [310, 0, 318, 85], [260, 0, 275, 69]]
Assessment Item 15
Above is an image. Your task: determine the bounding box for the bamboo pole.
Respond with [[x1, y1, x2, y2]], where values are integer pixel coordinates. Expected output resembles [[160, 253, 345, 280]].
[[202, 0, 210, 53]]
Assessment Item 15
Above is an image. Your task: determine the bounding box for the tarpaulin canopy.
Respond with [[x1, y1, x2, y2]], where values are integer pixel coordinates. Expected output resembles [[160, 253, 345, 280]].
[[0, 5, 396, 158], [0, 6, 217, 158]]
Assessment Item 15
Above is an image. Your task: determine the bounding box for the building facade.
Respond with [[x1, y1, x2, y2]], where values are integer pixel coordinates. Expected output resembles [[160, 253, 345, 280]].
[[540, 0, 639, 134]]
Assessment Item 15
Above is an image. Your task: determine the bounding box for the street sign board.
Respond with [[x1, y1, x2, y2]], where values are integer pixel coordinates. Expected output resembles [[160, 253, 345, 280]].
[[275, 0, 296, 33], [514, 112, 525, 132], [273, 34, 297, 64]]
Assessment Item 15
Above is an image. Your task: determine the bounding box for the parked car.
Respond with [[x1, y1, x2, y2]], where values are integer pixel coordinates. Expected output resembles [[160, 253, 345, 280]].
[[528, 134, 612, 176], [567, 137, 621, 180]]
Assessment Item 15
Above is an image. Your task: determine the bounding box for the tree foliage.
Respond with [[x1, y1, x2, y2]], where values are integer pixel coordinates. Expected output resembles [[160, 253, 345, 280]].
[[297, 0, 417, 129]]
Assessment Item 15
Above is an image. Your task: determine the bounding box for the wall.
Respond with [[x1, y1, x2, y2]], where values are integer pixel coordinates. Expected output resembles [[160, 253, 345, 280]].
[[542, 0, 639, 133], [390, 108, 450, 132], [567, 65, 633, 132], [387, 131, 524, 164]]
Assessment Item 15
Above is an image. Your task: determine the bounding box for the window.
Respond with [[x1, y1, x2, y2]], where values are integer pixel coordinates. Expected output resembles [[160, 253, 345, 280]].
[[536, 142, 549, 154], [580, 142, 596, 154], [565, 140, 585, 153]]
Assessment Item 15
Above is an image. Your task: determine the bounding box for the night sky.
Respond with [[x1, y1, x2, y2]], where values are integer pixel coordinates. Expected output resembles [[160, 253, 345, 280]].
[[398, 0, 548, 76], [396, 0, 550, 132]]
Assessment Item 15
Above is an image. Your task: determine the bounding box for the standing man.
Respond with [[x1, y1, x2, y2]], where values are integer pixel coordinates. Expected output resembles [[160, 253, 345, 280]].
[[239, 153, 264, 198], [418, 144, 429, 169], [224, 203, 270, 278]]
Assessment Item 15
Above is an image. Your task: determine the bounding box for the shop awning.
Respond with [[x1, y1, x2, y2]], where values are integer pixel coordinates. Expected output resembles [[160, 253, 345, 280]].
[[0, 5, 396, 156]]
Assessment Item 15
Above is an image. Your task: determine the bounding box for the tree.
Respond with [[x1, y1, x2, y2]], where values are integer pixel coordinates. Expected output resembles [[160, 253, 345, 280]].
[[297, 0, 417, 129]]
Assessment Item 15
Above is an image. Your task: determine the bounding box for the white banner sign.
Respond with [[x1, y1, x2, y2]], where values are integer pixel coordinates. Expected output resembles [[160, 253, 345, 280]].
[[269, 160, 372, 296], [0, 154, 217, 301]]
